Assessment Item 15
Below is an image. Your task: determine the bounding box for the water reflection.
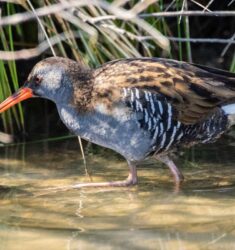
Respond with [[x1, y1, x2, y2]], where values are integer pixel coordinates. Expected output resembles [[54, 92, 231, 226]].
[[0, 138, 235, 249]]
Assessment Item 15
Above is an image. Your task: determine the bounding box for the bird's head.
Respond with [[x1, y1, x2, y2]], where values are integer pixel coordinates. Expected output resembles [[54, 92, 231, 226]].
[[0, 57, 89, 113]]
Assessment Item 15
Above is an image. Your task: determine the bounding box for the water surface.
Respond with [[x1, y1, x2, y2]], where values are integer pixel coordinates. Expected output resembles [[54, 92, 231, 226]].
[[0, 137, 235, 250]]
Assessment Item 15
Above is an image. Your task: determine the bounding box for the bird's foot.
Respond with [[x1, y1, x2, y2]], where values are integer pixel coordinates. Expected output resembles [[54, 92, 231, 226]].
[[34, 164, 138, 196], [63, 175, 137, 189], [34, 178, 137, 197]]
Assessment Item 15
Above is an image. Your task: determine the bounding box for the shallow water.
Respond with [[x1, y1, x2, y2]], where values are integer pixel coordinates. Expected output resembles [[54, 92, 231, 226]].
[[1, 137, 235, 250]]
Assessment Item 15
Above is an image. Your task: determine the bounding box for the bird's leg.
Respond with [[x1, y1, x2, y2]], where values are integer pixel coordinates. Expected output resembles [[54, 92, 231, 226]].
[[155, 155, 184, 191], [35, 161, 138, 195]]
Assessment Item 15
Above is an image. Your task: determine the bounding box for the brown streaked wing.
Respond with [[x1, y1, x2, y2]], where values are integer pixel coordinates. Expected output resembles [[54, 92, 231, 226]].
[[93, 58, 235, 124]]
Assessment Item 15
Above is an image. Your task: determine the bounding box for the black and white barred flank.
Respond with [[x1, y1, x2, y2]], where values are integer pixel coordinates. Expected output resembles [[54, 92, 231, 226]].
[[123, 87, 229, 155]]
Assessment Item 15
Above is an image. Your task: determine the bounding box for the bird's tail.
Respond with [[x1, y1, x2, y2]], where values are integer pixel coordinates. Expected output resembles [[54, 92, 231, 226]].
[[222, 103, 235, 126]]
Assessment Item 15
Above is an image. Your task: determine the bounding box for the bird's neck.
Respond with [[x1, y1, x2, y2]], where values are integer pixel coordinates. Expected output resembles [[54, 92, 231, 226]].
[[71, 69, 94, 111], [49, 68, 94, 110]]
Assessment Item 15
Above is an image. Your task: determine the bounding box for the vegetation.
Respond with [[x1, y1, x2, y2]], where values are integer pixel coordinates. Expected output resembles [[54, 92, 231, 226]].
[[0, 0, 234, 137]]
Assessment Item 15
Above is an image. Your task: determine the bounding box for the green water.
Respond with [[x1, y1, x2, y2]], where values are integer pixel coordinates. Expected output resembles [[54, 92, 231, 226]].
[[0, 137, 235, 250]]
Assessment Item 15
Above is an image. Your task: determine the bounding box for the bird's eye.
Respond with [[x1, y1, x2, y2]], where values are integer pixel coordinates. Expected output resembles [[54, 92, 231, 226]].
[[34, 76, 42, 85]]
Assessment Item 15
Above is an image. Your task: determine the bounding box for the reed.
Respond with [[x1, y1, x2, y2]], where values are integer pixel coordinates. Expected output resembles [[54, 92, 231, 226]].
[[0, 0, 234, 133]]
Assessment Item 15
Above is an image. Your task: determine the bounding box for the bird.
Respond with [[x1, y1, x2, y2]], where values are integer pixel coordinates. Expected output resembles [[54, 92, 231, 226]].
[[1, 56, 235, 190]]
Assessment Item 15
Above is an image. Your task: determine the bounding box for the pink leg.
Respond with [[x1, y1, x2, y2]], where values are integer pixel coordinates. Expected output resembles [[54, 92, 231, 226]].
[[155, 155, 184, 191]]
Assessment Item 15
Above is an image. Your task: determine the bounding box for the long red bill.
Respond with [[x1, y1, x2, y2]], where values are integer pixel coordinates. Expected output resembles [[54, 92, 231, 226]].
[[0, 87, 33, 113]]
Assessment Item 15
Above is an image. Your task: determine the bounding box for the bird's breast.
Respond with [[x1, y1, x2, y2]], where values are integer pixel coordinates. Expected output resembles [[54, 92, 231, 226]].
[[57, 103, 153, 161]]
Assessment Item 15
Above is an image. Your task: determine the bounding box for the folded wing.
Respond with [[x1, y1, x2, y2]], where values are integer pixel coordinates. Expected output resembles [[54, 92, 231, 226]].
[[94, 58, 235, 124]]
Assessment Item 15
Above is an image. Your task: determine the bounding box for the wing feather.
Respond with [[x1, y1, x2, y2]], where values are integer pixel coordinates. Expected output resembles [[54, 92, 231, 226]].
[[93, 58, 235, 124]]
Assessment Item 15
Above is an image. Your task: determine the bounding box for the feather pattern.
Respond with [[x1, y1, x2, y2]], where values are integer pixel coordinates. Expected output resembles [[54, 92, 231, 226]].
[[93, 58, 235, 124], [122, 87, 184, 154], [121, 87, 228, 154]]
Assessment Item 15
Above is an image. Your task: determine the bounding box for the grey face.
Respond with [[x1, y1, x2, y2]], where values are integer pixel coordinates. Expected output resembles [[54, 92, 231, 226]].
[[24, 58, 74, 103]]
